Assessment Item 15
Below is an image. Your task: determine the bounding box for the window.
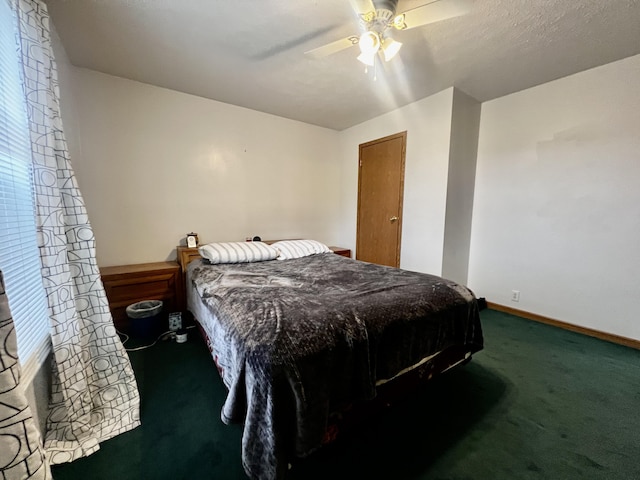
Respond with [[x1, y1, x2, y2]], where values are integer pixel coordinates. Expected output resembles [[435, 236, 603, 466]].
[[0, 1, 51, 382]]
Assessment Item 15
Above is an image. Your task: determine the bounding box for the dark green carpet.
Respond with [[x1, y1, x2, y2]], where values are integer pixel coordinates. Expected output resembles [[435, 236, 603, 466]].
[[52, 310, 640, 479]]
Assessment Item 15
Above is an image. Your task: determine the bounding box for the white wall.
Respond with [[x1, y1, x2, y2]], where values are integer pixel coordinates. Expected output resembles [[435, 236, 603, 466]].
[[469, 54, 640, 341], [64, 69, 473, 280], [338, 88, 455, 275], [58, 37, 640, 343], [442, 90, 481, 284], [64, 68, 341, 266]]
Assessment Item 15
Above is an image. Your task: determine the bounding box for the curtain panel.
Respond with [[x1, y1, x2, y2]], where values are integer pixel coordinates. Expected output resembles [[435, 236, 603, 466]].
[[0, 271, 51, 479], [10, 0, 141, 463]]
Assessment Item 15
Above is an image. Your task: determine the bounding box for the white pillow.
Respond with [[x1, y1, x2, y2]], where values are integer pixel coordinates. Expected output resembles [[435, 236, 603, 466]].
[[271, 240, 331, 260], [198, 241, 278, 264]]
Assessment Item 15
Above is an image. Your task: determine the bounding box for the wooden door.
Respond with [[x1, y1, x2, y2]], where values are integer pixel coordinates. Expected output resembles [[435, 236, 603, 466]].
[[356, 131, 406, 267]]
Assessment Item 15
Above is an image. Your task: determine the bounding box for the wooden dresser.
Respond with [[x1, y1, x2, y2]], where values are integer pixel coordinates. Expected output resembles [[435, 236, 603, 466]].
[[100, 261, 181, 332]]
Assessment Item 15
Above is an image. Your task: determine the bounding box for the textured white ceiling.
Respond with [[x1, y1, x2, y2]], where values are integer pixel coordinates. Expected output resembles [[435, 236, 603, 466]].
[[45, 0, 640, 130]]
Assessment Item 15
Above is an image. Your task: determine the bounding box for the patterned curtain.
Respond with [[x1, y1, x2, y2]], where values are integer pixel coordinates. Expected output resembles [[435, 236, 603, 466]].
[[0, 271, 51, 479], [10, 0, 141, 464]]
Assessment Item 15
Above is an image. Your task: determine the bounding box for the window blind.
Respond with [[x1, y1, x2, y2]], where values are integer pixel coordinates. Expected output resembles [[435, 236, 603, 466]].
[[0, 1, 51, 381]]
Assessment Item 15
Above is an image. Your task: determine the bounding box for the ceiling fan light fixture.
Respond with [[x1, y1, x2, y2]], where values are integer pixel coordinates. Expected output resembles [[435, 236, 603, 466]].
[[357, 51, 376, 66], [393, 13, 407, 30], [382, 38, 402, 61], [358, 31, 381, 55]]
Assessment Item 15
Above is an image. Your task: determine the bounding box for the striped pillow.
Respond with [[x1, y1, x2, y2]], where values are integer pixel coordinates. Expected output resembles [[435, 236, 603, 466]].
[[271, 240, 331, 260], [198, 241, 278, 264]]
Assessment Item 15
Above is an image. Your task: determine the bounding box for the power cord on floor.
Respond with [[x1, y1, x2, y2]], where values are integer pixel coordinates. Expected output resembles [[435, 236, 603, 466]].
[[117, 329, 172, 351], [117, 324, 198, 352]]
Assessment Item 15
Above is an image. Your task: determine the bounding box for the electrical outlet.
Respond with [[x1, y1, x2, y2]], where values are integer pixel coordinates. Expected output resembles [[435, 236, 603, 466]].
[[168, 312, 182, 331], [511, 290, 520, 302]]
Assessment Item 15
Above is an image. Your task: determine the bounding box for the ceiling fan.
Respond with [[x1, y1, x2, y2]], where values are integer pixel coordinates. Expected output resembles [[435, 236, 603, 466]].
[[305, 0, 472, 66]]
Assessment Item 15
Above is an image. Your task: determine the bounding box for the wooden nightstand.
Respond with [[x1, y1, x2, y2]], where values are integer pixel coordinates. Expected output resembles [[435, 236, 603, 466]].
[[100, 261, 181, 332], [329, 246, 351, 258]]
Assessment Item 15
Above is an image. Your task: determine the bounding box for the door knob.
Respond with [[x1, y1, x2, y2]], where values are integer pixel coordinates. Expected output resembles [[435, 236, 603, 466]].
[[390, 216, 399, 222]]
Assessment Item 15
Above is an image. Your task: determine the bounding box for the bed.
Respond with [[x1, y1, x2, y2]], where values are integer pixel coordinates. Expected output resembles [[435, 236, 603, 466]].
[[180, 240, 483, 480]]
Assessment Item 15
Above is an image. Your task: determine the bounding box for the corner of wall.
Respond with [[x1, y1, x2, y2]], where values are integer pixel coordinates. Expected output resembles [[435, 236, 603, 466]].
[[441, 88, 481, 284]]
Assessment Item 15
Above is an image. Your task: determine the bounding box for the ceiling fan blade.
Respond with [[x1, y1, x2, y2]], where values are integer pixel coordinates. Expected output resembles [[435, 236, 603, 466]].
[[251, 25, 340, 60], [305, 35, 360, 59], [396, 0, 472, 30], [349, 0, 376, 17]]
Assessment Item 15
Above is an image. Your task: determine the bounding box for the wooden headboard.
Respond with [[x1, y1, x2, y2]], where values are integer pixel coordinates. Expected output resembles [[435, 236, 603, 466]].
[[176, 246, 202, 313], [176, 245, 202, 274], [176, 239, 298, 275], [176, 241, 347, 313]]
